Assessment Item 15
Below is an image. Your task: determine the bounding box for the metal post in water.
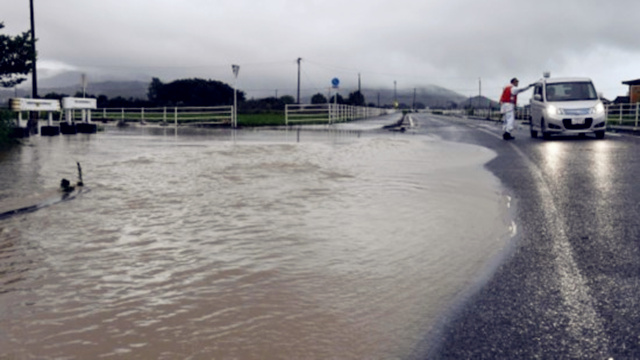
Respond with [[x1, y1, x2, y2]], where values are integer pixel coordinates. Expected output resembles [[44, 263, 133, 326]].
[[76, 162, 84, 186]]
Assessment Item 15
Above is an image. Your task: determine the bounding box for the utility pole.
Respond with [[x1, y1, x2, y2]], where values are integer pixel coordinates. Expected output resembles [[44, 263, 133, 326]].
[[394, 81, 397, 108], [296, 58, 301, 104], [29, 0, 37, 99], [413, 88, 416, 110], [28, 0, 38, 134], [82, 73, 87, 98], [479, 77, 482, 108], [357, 73, 362, 106]]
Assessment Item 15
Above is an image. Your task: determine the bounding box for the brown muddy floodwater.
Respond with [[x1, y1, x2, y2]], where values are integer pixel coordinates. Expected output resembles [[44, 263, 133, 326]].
[[0, 124, 512, 359]]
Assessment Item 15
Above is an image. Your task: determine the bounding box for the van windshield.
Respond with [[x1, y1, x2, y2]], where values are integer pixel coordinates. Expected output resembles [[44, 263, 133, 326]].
[[545, 82, 598, 101]]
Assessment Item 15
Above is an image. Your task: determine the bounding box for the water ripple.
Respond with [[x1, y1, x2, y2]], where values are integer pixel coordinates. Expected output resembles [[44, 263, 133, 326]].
[[0, 130, 510, 359]]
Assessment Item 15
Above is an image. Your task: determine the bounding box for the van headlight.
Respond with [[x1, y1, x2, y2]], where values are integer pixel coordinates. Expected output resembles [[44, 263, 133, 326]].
[[590, 103, 605, 114], [547, 104, 562, 115], [547, 105, 566, 115]]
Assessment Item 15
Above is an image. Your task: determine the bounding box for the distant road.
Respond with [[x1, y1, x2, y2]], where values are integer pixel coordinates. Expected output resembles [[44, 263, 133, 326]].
[[412, 114, 640, 359]]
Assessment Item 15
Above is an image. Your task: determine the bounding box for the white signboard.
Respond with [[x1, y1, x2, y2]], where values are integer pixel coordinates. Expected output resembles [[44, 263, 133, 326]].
[[10, 98, 61, 112], [62, 97, 97, 109]]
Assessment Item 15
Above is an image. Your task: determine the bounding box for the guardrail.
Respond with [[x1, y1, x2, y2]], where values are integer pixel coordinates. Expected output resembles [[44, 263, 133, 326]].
[[285, 104, 387, 125], [93, 106, 233, 126], [605, 103, 640, 127]]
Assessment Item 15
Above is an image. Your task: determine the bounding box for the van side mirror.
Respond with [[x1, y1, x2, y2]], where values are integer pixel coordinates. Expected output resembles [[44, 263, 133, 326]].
[[597, 92, 603, 99], [534, 94, 542, 101]]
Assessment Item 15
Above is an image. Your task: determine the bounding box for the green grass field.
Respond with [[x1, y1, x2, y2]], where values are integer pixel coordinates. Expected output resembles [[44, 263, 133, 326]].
[[237, 112, 285, 127]]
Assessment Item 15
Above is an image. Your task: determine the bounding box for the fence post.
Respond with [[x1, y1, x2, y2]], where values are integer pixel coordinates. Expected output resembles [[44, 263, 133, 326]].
[[141, 108, 145, 124], [174, 107, 178, 127], [636, 103, 639, 128], [285, 104, 289, 126], [619, 104, 623, 125], [121, 108, 124, 123], [163, 107, 167, 124]]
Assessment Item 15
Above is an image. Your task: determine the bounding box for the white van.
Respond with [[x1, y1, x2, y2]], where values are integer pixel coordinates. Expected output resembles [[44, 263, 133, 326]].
[[529, 75, 606, 139]]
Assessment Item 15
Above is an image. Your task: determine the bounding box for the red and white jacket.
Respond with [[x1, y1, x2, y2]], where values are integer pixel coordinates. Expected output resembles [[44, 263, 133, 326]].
[[500, 85, 518, 104]]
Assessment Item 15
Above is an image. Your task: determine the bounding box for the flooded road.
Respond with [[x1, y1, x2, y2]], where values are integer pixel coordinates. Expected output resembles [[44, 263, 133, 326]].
[[0, 124, 512, 359]]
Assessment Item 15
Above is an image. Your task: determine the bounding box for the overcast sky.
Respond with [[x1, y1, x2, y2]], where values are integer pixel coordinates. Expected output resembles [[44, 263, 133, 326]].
[[2, 0, 639, 101]]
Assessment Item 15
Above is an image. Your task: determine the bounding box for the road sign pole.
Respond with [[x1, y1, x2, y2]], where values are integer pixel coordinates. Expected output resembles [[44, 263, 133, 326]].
[[232, 65, 240, 128]]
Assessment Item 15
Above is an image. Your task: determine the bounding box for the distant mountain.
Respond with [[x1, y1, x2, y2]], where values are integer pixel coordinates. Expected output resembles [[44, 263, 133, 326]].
[[41, 80, 150, 99], [1, 73, 470, 109], [459, 95, 500, 109], [0, 80, 151, 106], [361, 85, 468, 108]]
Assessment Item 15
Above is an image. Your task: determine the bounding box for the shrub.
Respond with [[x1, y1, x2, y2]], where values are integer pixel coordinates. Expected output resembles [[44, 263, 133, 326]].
[[0, 109, 17, 146]]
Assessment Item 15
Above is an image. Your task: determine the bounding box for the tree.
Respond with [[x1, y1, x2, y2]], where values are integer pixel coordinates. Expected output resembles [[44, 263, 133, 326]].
[[311, 93, 327, 104], [43, 92, 69, 100], [280, 95, 295, 105], [147, 77, 163, 104], [329, 94, 345, 104], [0, 22, 35, 88], [147, 78, 245, 107], [347, 90, 365, 106]]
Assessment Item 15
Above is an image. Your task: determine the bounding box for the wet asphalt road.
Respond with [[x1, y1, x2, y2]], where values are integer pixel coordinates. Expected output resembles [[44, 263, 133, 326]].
[[409, 114, 640, 359]]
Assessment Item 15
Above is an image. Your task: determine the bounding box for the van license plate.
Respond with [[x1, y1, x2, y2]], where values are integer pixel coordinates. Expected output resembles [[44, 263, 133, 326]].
[[572, 118, 585, 125]]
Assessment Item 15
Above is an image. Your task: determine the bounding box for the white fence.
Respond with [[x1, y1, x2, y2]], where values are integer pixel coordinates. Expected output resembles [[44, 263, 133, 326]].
[[93, 106, 234, 126], [605, 103, 640, 127], [444, 104, 634, 124], [457, 103, 640, 128], [285, 104, 387, 125]]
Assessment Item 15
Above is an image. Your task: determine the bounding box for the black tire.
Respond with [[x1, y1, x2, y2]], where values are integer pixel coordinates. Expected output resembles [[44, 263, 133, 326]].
[[530, 125, 538, 138], [541, 118, 551, 139], [595, 130, 605, 139]]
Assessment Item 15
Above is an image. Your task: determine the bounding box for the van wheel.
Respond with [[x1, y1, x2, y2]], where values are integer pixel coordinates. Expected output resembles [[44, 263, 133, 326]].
[[530, 126, 538, 138], [595, 130, 605, 139], [541, 118, 551, 139]]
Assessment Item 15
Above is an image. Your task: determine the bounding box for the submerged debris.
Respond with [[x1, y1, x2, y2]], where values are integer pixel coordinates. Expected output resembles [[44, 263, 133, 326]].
[[60, 178, 75, 193]]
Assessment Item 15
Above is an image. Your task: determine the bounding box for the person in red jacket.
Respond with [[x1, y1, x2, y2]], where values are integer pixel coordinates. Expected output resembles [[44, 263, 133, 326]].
[[500, 78, 533, 140]]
